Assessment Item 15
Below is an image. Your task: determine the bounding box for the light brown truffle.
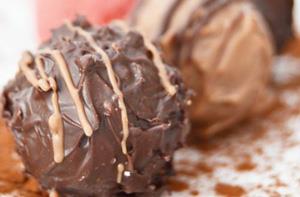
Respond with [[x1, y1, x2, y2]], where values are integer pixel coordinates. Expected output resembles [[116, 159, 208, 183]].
[[130, 0, 274, 137]]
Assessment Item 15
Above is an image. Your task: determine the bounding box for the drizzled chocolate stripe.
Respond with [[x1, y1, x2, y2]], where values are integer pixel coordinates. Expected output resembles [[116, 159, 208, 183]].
[[48, 189, 59, 197], [64, 22, 130, 156], [19, 52, 64, 163], [143, 36, 177, 96], [160, 0, 183, 35], [35, 56, 51, 91], [47, 77, 64, 163], [160, 0, 205, 63], [19, 52, 40, 90], [64, 22, 131, 183], [181, 0, 234, 64], [115, 21, 177, 96], [131, 0, 179, 40], [117, 163, 124, 183], [39, 49, 93, 137]]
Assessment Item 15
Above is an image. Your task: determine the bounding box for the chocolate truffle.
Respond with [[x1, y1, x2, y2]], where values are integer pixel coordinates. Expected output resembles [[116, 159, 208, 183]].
[[130, 0, 274, 137], [1, 18, 189, 196], [251, 0, 294, 51]]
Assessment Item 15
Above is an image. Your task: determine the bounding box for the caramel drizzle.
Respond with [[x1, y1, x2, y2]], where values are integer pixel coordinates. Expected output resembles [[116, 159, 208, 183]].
[[117, 163, 125, 183], [35, 55, 51, 91], [19, 52, 64, 163], [19, 51, 41, 89], [113, 21, 177, 96], [48, 77, 64, 163], [65, 22, 130, 156], [40, 49, 93, 137], [143, 34, 177, 96], [49, 189, 59, 197]]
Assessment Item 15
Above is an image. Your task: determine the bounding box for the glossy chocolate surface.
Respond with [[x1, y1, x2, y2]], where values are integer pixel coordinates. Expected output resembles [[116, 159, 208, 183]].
[[2, 18, 189, 197]]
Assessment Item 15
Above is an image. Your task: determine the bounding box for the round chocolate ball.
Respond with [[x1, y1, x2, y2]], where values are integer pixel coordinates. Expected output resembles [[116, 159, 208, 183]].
[[2, 18, 189, 196], [130, 0, 274, 137]]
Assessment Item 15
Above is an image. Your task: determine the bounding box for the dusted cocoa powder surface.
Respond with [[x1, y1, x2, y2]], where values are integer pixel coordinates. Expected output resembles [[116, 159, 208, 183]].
[[162, 40, 300, 196], [215, 183, 246, 197], [235, 158, 256, 172], [166, 179, 189, 192], [190, 190, 199, 196]]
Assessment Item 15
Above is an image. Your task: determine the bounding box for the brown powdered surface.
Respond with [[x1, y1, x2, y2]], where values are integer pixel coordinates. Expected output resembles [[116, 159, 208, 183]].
[[163, 39, 300, 196], [215, 183, 246, 197], [190, 190, 199, 196], [195, 162, 214, 174], [166, 179, 189, 192], [235, 160, 256, 172], [283, 39, 300, 57]]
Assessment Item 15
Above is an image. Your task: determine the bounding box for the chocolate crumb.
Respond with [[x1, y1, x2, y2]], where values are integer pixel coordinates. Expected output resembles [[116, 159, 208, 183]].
[[167, 179, 189, 192], [195, 162, 214, 174], [176, 169, 198, 178], [236, 161, 256, 172], [190, 190, 200, 196], [215, 183, 246, 197]]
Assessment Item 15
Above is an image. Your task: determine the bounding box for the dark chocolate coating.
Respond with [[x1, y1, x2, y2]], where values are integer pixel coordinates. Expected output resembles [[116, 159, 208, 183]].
[[251, 0, 294, 50], [2, 18, 189, 197]]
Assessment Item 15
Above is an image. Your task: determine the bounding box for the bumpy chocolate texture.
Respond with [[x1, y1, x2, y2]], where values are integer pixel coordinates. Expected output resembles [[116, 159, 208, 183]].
[[251, 0, 294, 51], [1, 18, 189, 196], [130, 0, 274, 137]]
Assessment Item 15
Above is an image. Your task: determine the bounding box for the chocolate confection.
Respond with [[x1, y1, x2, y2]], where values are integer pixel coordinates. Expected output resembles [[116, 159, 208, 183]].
[[251, 0, 294, 51], [0, 119, 47, 197], [1, 17, 189, 196], [130, 0, 274, 137]]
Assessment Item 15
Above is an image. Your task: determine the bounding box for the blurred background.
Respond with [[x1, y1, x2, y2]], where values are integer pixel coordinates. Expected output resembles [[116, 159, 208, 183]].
[[0, 0, 300, 87], [0, 0, 134, 87], [0, 0, 36, 86]]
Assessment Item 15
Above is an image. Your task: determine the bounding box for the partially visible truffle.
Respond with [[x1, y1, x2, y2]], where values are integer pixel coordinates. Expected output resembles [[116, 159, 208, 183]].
[[2, 18, 189, 196], [130, 0, 274, 137], [251, 0, 294, 51]]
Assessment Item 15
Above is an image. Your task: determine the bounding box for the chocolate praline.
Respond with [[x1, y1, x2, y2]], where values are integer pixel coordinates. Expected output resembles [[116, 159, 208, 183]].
[[130, 0, 274, 137], [1, 18, 189, 196]]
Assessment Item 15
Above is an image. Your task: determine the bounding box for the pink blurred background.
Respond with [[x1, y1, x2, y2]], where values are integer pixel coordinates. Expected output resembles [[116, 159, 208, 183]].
[[36, 0, 135, 41], [0, 0, 137, 86]]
